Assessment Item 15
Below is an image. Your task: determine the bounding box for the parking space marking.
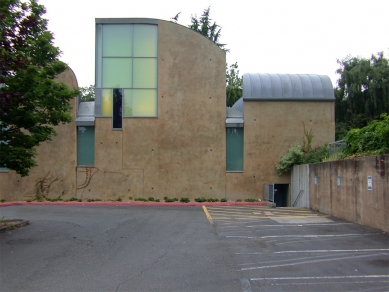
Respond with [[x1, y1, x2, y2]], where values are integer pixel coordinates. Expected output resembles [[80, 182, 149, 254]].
[[202, 206, 213, 225], [239, 252, 388, 271], [251, 275, 389, 281]]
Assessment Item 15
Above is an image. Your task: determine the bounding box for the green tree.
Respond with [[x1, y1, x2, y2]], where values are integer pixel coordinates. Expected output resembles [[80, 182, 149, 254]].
[[335, 52, 389, 139], [79, 85, 95, 102], [226, 62, 242, 107], [188, 6, 227, 52], [0, 0, 78, 176]]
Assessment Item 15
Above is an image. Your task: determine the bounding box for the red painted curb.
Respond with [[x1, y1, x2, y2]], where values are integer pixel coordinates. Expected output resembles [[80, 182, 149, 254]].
[[0, 201, 268, 207]]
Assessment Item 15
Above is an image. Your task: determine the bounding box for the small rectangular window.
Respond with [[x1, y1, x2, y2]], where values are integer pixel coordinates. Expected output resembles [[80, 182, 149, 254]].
[[101, 89, 113, 117], [133, 25, 158, 57], [123, 89, 157, 117], [103, 24, 133, 57], [77, 126, 95, 166], [112, 88, 123, 129], [226, 127, 244, 171], [102, 58, 132, 88]]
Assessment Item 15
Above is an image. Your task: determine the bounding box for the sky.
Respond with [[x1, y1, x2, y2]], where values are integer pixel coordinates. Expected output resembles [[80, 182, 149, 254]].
[[39, 0, 389, 88]]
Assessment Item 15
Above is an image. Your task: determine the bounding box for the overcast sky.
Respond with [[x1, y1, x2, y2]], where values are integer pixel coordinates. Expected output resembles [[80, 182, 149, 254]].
[[39, 0, 389, 88]]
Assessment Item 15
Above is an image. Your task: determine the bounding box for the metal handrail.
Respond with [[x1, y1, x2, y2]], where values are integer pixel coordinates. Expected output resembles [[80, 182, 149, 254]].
[[293, 190, 304, 207]]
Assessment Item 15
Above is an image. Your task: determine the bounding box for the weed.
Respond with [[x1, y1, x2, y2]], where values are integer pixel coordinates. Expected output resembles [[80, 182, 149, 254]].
[[180, 197, 190, 203], [0, 199, 5, 203], [195, 197, 206, 202], [163, 196, 168, 200], [78, 199, 82, 202], [46, 196, 63, 202], [236, 199, 242, 202], [68, 197, 79, 202], [87, 198, 102, 202], [148, 197, 155, 201], [129, 196, 133, 200], [155, 199, 160, 202], [117, 197, 122, 202]]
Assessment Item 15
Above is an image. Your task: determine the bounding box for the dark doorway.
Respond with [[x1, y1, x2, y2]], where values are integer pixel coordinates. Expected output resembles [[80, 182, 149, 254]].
[[274, 184, 289, 207]]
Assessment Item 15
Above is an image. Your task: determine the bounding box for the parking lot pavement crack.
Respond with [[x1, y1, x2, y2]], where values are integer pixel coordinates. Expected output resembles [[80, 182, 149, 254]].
[[114, 243, 171, 292]]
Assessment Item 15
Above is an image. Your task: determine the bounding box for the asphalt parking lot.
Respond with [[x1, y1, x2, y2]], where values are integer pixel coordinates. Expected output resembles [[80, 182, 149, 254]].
[[205, 206, 389, 291], [1, 204, 388, 291]]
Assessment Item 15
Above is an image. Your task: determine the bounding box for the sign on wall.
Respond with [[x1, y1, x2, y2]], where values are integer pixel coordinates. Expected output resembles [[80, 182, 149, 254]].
[[367, 176, 373, 191]]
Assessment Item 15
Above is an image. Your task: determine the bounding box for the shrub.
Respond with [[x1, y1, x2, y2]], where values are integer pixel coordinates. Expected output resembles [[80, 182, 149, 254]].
[[276, 143, 328, 175], [343, 113, 389, 156], [236, 199, 242, 202], [244, 198, 256, 202], [207, 198, 219, 202], [148, 197, 155, 201], [195, 197, 206, 202], [220, 198, 227, 202], [134, 198, 147, 202], [164, 197, 176, 202], [180, 197, 190, 203]]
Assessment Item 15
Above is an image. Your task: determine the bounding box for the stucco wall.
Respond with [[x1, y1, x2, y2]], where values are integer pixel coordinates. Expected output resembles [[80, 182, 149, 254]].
[[226, 100, 335, 200], [76, 20, 226, 200], [0, 69, 78, 201], [310, 155, 389, 232]]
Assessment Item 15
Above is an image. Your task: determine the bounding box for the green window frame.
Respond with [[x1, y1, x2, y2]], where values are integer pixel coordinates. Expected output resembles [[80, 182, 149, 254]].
[[226, 127, 244, 171], [77, 126, 95, 166]]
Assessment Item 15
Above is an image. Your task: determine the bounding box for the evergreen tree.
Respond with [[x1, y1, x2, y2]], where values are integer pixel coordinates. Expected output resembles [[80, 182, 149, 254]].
[[188, 6, 228, 52], [187, 7, 242, 106]]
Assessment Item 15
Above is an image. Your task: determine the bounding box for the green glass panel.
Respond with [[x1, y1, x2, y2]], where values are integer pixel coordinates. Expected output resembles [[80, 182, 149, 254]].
[[77, 126, 95, 166], [102, 89, 113, 117], [226, 127, 244, 171], [123, 89, 157, 117], [103, 24, 132, 57], [133, 58, 157, 88], [102, 58, 132, 88], [133, 25, 157, 57]]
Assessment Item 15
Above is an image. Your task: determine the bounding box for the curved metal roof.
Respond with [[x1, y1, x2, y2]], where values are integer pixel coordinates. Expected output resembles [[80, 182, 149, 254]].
[[242, 74, 334, 101], [231, 97, 244, 112]]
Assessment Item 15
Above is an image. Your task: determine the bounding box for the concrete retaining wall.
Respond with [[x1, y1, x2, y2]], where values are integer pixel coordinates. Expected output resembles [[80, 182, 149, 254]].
[[309, 154, 388, 232], [291, 164, 310, 208]]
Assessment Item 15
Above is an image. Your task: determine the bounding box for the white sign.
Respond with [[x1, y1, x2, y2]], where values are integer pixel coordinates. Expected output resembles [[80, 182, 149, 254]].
[[367, 176, 373, 191]]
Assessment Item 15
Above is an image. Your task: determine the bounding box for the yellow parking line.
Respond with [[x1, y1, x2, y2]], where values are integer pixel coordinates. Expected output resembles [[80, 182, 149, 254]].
[[202, 205, 213, 225]]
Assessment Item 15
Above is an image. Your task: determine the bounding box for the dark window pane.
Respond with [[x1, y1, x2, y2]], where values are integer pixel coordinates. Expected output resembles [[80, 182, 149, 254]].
[[113, 88, 123, 129]]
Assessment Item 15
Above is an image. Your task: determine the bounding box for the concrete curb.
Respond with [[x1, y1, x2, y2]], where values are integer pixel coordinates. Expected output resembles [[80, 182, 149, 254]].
[[0, 201, 268, 207], [0, 219, 29, 233]]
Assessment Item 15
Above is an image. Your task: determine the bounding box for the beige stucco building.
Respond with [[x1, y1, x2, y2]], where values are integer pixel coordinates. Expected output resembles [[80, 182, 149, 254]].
[[0, 19, 335, 205]]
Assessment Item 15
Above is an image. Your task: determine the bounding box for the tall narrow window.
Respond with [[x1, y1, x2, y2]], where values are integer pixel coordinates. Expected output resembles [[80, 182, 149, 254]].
[[77, 126, 95, 166], [112, 88, 123, 129], [226, 127, 244, 171]]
